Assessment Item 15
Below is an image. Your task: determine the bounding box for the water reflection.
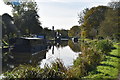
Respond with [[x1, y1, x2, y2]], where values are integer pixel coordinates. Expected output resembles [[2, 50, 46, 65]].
[[2, 50, 47, 73], [68, 40, 81, 52], [2, 40, 81, 73], [40, 41, 81, 68]]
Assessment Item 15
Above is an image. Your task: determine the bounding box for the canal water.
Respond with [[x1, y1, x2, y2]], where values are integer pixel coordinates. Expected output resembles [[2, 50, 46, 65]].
[[2, 40, 81, 73]]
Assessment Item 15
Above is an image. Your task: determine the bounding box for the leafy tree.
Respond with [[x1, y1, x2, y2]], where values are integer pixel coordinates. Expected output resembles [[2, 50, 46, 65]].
[[68, 25, 81, 37], [78, 8, 89, 25], [81, 30, 87, 39], [2, 13, 20, 38], [108, 0, 120, 9], [99, 0, 120, 39], [3, 0, 42, 35], [43, 27, 53, 39], [99, 8, 120, 39], [81, 6, 109, 38], [56, 29, 68, 38]]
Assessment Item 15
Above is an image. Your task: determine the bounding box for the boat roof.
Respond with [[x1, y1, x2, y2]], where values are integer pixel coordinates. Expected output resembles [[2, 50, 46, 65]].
[[21, 37, 43, 40]]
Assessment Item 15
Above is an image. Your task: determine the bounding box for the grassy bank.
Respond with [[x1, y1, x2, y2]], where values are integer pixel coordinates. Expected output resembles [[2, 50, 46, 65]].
[[83, 43, 120, 79]]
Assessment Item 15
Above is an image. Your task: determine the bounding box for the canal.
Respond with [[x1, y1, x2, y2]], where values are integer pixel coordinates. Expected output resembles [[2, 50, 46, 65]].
[[2, 40, 81, 73]]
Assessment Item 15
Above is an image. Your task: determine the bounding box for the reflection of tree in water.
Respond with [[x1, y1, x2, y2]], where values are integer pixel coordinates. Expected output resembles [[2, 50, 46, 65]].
[[53, 41, 68, 48], [2, 50, 47, 73], [2, 52, 15, 73], [68, 40, 81, 52], [50, 41, 68, 54], [59, 41, 68, 48], [55, 43, 61, 48]]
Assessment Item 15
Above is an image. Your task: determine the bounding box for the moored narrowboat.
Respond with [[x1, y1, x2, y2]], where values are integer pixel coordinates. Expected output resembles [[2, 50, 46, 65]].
[[11, 37, 47, 53]]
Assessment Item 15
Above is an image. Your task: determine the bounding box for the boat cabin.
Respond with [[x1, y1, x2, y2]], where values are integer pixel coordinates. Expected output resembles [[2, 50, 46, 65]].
[[12, 37, 47, 53]]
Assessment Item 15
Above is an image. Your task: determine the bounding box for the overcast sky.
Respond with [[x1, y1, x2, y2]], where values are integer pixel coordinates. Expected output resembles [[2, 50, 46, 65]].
[[0, 0, 111, 30]]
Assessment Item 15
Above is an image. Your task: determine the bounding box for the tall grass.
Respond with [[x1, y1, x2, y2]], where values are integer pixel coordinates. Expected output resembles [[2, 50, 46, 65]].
[[3, 59, 67, 79]]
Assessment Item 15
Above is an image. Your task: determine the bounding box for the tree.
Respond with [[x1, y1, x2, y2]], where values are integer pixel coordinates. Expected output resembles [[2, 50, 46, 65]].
[[98, 0, 120, 39], [3, 0, 43, 35], [108, 0, 120, 9], [56, 29, 68, 38], [81, 6, 109, 38], [99, 8, 120, 39], [68, 25, 81, 37], [2, 13, 20, 37], [43, 27, 53, 39], [78, 8, 89, 25]]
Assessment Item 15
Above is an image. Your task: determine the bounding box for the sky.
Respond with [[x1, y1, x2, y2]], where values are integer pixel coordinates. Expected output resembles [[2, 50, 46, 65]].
[[0, 0, 111, 30]]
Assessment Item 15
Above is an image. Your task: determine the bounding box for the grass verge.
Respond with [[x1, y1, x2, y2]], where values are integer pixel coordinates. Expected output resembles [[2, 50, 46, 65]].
[[83, 43, 120, 79]]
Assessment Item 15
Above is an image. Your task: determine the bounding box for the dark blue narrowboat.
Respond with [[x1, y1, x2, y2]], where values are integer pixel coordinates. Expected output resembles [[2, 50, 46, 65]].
[[11, 37, 47, 53]]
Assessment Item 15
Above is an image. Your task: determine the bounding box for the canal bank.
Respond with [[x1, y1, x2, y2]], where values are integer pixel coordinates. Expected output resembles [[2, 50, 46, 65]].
[[1, 40, 119, 80], [82, 43, 120, 79]]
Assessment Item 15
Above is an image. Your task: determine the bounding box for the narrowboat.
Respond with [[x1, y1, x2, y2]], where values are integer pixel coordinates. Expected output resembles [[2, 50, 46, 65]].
[[11, 37, 48, 53]]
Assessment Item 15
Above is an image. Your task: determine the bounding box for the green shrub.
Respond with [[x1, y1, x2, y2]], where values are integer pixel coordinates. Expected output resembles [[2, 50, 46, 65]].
[[113, 33, 120, 42], [72, 39, 114, 79], [72, 42, 103, 78], [4, 65, 43, 79], [3, 59, 67, 79], [96, 40, 113, 53]]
